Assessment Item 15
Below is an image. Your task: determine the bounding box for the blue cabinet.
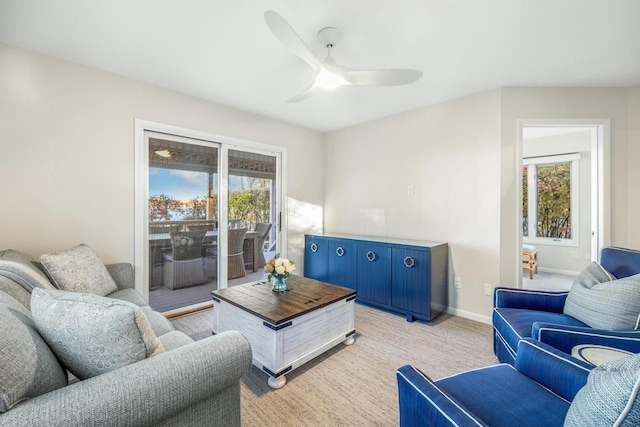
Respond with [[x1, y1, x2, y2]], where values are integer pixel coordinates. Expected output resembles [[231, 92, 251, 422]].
[[304, 234, 448, 322], [328, 239, 357, 290], [356, 242, 391, 305], [303, 235, 328, 282]]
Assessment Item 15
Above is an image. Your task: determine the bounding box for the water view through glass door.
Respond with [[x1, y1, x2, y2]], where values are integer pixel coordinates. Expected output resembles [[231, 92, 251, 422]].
[[144, 134, 280, 313], [147, 135, 220, 312]]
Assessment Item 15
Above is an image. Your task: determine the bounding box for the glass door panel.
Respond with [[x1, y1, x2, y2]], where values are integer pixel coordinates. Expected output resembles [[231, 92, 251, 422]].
[[146, 133, 219, 313], [226, 148, 279, 286]]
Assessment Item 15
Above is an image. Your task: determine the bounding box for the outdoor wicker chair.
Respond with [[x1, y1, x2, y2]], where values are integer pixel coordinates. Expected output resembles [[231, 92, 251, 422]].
[[254, 222, 272, 268], [162, 229, 207, 289], [206, 228, 248, 280]]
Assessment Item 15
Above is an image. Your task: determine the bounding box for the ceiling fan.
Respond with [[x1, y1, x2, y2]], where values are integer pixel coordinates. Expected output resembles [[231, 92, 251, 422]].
[[264, 10, 423, 103]]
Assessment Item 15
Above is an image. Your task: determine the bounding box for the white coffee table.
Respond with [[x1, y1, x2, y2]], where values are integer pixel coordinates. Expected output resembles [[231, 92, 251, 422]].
[[211, 276, 356, 389]]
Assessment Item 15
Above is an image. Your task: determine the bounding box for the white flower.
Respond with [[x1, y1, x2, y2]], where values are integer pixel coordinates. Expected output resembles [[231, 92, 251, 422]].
[[275, 265, 286, 275], [275, 258, 284, 267], [285, 263, 295, 273]]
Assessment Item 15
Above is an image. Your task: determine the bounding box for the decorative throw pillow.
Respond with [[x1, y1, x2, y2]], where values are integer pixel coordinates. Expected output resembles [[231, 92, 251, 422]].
[[39, 244, 118, 296], [0, 294, 68, 412], [565, 352, 640, 426], [564, 262, 640, 330], [31, 288, 164, 380]]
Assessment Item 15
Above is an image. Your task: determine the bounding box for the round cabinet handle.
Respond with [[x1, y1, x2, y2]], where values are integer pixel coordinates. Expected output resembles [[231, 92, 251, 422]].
[[366, 251, 377, 262], [403, 256, 416, 268], [336, 246, 345, 257], [310, 243, 318, 253]]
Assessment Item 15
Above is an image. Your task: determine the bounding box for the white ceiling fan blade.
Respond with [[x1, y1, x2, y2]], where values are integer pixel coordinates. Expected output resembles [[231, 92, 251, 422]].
[[330, 64, 423, 86], [264, 10, 322, 74], [286, 83, 321, 103]]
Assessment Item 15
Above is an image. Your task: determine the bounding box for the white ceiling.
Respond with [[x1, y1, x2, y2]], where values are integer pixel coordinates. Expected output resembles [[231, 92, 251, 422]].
[[1, 0, 639, 132]]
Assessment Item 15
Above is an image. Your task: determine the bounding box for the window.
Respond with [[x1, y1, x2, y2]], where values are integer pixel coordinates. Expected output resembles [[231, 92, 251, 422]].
[[522, 154, 580, 246]]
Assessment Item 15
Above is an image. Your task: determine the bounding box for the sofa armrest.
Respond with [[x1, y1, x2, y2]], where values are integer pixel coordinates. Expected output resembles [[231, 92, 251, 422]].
[[396, 365, 487, 427], [1, 331, 252, 427], [106, 263, 135, 290], [494, 287, 568, 313], [515, 338, 591, 401], [534, 322, 640, 355]]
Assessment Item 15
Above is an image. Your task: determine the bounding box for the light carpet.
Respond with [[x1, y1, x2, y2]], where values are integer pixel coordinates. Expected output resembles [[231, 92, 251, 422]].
[[171, 303, 497, 426]]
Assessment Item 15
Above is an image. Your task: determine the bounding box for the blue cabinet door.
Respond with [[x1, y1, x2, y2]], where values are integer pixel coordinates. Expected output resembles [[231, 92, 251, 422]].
[[304, 236, 328, 282], [391, 247, 431, 317], [328, 239, 357, 290], [356, 242, 391, 305]]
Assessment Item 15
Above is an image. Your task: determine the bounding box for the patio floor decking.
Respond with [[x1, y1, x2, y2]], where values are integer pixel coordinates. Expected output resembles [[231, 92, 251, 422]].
[[149, 253, 273, 313]]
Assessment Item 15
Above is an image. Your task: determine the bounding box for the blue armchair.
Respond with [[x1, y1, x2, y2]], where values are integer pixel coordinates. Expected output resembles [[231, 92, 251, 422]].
[[493, 246, 640, 365], [397, 339, 592, 427]]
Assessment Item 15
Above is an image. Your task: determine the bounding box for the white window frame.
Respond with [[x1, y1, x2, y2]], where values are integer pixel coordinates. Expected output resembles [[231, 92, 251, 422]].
[[523, 153, 580, 247]]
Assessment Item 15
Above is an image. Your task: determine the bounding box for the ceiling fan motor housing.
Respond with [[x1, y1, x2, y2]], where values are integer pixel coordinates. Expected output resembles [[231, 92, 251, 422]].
[[318, 27, 340, 47]]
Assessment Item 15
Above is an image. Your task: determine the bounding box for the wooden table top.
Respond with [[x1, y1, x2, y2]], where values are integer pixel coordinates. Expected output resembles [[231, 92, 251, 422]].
[[211, 275, 356, 325]]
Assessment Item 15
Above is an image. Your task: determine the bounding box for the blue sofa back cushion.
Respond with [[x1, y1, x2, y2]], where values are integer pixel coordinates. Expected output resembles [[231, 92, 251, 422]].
[[601, 246, 640, 279], [565, 352, 640, 426]]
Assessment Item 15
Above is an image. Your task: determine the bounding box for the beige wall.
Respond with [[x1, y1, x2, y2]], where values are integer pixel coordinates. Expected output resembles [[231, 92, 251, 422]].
[[500, 88, 630, 288], [628, 86, 640, 247], [0, 45, 324, 270], [324, 90, 502, 321]]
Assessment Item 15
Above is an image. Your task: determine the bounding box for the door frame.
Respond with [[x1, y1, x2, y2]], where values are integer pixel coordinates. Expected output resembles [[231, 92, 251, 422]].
[[516, 118, 610, 287], [134, 119, 288, 301]]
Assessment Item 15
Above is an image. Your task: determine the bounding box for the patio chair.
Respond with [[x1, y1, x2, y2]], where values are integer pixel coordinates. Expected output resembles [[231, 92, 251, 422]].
[[162, 230, 208, 289], [206, 228, 248, 280], [229, 218, 242, 229], [254, 222, 272, 268]]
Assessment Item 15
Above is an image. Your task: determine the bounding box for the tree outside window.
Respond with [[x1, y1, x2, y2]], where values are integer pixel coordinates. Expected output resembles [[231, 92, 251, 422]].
[[522, 154, 579, 245]]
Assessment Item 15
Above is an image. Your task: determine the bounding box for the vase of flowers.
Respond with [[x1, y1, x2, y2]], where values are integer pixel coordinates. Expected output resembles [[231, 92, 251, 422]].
[[264, 254, 295, 292]]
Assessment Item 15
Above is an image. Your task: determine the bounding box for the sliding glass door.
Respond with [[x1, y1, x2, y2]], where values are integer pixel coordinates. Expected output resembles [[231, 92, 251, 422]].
[[139, 129, 282, 314]]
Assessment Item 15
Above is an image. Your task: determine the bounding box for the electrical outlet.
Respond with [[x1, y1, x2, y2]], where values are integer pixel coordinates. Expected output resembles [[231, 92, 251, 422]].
[[407, 185, 414, 195], [484, 283, 493, 296], [454, 277, 461, 289], [571, 251, 578, 259]]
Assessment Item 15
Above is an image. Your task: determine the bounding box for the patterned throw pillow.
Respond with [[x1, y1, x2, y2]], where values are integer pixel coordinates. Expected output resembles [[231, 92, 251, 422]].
[[39, 244, 118, 296], [564, 262, 640, 330], [31, 288, 164, 380], [565, 353, 640, 426]]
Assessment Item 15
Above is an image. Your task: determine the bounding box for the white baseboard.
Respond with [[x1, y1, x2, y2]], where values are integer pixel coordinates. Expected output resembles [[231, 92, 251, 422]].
[[446, 307, 492, 325], [538, 267, 580, 276]]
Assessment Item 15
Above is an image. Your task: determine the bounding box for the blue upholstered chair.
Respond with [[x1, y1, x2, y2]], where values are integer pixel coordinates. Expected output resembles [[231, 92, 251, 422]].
[[397, 339, 592, 426], [493, 246, 640, 366], [397, 338, 640, 426]]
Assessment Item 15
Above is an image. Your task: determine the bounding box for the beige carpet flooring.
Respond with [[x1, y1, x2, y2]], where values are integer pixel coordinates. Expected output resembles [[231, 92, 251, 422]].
[[171, 304, 497, 426]]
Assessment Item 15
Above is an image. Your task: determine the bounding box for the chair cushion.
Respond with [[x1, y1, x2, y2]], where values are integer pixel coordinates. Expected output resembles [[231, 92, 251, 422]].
[[0, 249, 57, 292], [0, 292, 68, 412], [39, 244, 118, 296], [493, 307, 588, 357], [168, 230, 206, 261], [436, 364, 570, 426], [31, 288, 164, 380], [565, 353, 640, 426], [564, 262, 640, 330]]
